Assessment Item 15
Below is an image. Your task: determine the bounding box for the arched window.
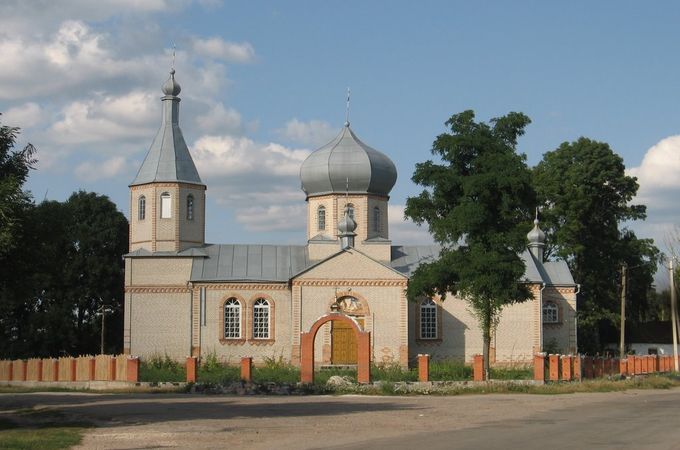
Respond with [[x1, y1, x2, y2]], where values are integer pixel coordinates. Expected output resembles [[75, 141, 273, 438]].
[[317, 205, 326, 231], [223, 298, 241, 339], [420, 299, 437, 339], [187, 194, 194, 221], [373, 206, 380, 232], [543, 301, 559, 324], [253, 298, 270, 339], [138, 196, 146, 220], [345, 203, 355, 220], [160, 192, 172, 219]]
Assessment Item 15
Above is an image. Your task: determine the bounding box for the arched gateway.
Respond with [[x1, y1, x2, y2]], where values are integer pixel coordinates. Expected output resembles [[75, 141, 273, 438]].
[[300, 313, 371, 383]]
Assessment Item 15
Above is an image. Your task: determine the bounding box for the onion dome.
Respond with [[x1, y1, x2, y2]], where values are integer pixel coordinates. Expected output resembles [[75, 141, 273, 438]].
[[162, 69, 181, 96], [527, 217, 546, 245], [300, 124, 397, 198]]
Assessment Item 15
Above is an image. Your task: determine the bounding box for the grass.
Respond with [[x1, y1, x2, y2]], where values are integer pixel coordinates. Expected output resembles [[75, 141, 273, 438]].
[[139, 354, 185, 383], [314, 367, 357, 385], [252, 357, 300, 384], [0, 409, 91, 450], [429, 359, 473, 380]]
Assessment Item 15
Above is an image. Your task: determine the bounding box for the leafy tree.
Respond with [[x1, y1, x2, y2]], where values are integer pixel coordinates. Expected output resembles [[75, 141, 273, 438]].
[[0, 192, 128, 358], [0, 117, 36, 255], [405, 110, 536, 378], [533, 138, 658, 351]]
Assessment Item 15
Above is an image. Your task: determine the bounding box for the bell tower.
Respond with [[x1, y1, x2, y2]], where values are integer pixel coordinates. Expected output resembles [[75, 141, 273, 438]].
[[129, 69, 206, 252]]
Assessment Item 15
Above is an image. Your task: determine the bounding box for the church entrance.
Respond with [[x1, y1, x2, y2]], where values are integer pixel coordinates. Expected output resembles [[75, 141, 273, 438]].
[[331, 319, 363, 364]]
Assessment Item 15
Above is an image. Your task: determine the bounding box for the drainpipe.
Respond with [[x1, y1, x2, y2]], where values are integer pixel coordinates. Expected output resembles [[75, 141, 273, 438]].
[[539, 283, 546, 352]]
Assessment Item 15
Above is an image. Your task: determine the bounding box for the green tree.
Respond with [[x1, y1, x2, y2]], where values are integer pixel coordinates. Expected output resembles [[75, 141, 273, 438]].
[[0, 117, 36, 255], [0, 192, 128, 358], [405, 110, 536, 378], [533, 138, 658, 351]]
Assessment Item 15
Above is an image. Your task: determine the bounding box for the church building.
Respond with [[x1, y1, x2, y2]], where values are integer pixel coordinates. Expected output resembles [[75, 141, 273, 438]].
[[123, 71, 578, 368]]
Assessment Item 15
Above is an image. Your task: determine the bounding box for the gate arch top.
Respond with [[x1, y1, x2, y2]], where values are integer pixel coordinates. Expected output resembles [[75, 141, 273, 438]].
[[300, 312, 371, 384]]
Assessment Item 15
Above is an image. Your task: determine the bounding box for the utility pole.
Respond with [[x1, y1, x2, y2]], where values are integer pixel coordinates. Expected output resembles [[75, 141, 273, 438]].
[[619, 264, 627, 360], [671, 258, 678, 372], [98, 305, 107, 355]]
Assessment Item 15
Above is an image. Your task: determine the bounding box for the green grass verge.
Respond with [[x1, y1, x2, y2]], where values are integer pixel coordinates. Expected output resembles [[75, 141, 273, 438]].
[[0, 409, 91, 450]]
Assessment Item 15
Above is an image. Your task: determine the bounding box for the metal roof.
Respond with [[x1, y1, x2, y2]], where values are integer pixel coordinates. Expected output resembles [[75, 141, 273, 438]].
[[391, 245, 575, 286], [190, 244, 311, 282], [130, 71, 203, 187], [299, 124, 397, 198]]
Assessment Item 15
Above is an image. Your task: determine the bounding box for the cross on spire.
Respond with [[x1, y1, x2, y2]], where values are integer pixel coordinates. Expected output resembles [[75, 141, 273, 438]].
[[345, 87, 351, 127]]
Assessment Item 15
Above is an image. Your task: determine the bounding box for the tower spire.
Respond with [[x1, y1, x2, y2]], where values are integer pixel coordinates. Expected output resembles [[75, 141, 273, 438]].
[[345, 87, 351, 127]]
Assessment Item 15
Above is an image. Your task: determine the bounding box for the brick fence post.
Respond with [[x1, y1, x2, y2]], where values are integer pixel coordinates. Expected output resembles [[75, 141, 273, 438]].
[[186, 356, 197, 383], [240, 357, 253, 383], [126, 357, 139, 382], [418, 354, 430, 382], [533, 353, 546, 382], [473, 354, 484, 381]]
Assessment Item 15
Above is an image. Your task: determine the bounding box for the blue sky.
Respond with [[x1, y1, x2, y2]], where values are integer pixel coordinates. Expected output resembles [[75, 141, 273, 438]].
[[1, 1, 679, 265]]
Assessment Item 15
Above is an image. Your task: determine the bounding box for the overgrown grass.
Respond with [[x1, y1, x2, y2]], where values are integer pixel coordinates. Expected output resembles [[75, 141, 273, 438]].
[[429, 359, 473, 380], [252, 357, 300, 384], [139, 354, 185, 383], [197, 352, 240, 384], [0, 409, 91, 450], [490, 366, 533, 380], [372, 363, 418, 382], [314, 367, 357, 385]]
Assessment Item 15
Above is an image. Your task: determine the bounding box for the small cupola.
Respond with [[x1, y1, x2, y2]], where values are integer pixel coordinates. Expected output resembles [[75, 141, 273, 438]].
[[338, 204, 357, 249], [527, 210, 546, 262]]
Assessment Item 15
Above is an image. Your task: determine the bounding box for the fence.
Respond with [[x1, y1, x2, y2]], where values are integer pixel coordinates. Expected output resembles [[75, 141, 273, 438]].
[[532, 353, 680, 382], [0, 355, 139, 383]]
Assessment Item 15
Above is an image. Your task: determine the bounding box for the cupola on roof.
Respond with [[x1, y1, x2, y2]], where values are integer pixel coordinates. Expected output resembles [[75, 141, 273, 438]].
[[130, 70, 203, 187], [299, 123, 397, 198]]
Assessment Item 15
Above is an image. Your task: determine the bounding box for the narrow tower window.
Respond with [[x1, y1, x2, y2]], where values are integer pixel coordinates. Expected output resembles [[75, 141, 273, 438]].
[[345, 203, 355, 220], [138, 196, 146, 220], [317, 205, 326, 231], [373, 206, 380, 232], [160, 192, 171, 219], [187, 194, 194, 221]]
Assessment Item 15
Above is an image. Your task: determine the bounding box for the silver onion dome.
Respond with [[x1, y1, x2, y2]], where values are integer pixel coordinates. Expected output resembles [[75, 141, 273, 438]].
[[300, 124, 397, 198]]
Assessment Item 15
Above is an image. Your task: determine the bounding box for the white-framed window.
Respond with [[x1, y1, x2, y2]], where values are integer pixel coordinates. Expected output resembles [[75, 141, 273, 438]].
[[253, 298, 270, 339], [187, 194, 194, 221], [224, 298, 241, 339], [345, 203, 355, 220], [317, 205, 326, 231], [420, 299, 437, 339], [138, 196, 146, 221], [160, 192, 172, 219], [373, 206, 380, 232], [543, 301, 559, 324]]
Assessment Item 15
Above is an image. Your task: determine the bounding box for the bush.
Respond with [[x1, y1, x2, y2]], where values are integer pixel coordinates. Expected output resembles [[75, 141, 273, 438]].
[[139, 354, 185, 382]]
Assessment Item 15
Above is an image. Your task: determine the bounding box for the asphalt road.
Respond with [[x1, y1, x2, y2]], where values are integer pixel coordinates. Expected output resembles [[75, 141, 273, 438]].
[[1, 389, 679, 449]]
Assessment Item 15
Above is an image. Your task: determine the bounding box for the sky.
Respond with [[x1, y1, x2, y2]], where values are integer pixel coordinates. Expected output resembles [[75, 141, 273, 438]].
[[1, 1, 679, 276]]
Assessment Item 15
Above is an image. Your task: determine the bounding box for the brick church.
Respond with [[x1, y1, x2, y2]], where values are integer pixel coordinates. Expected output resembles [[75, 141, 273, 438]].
[[123, 70, 577, 367]]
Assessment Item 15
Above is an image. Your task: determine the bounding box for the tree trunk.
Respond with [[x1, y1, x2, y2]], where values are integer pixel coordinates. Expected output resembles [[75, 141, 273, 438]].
[[482, 313, 491, 380]]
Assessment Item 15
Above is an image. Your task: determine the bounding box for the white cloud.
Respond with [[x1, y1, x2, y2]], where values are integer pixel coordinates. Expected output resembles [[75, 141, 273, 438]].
[[388, 204, 435, 245], [195, 102, 242, 133], [192, 37, 255, 63], [74, 156, 131, 182], [627, 135, 680, 251], [2, 103, 44, 129], [235, 204, 307, 232], [277, 118, 337, 147]]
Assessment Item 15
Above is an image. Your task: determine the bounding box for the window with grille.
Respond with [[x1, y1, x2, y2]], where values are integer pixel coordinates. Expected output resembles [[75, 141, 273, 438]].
[[138, 196, 146, 220], [373, 207, 380, 232], [253, 298, 270, 339], [317, 206, 326, 231], [223, 298, 241, 339], [420, 299, 437, 339], [187, 194, 194, 221], [160, 192, 172, 218], [543, 301, 559, 323]]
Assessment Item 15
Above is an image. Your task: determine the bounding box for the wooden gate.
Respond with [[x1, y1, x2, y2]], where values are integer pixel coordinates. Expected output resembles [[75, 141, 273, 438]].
[[332, 319, 363, 364]]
